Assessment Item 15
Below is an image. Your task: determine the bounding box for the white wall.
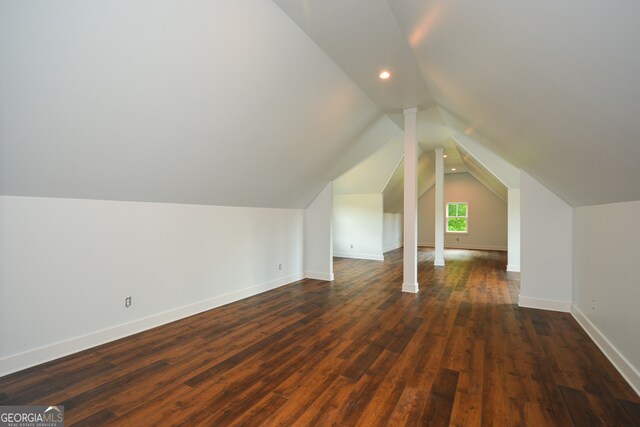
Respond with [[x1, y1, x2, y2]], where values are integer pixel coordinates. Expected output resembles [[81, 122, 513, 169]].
[[418, 173, 507, 251], [333, 194, 383, 261], [0, 196, 304, 376], [383, 213, 403, 253], [304, 183, 333, 281], [572, 200, 640, 393], [507, 188, 521, 272], [519, 171, 572, 311]]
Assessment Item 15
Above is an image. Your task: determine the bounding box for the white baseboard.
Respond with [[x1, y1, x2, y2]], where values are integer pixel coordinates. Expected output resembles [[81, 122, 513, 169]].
[[518, 295, 571, 312], [418, 242, 507, 251], [383, 243, 403, 253], [402, 282, 419, 293], [0, 273, 304, 377], [507, 264, 521, 272], [333, 252, 384, 261], [517, 297, 639, 395], [305, 271, 334, 281], [571, 305, 640, 396]]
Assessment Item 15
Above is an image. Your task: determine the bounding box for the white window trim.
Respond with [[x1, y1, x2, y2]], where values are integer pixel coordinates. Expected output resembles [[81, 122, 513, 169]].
[[446, 201, 469, 234]]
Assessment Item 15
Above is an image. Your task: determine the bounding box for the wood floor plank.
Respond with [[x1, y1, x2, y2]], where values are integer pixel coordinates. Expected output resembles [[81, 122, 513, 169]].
[[354, 331, 438, 427], [419, 368, 460, 425], [559, 385, 603, 427], [70, 408, 117, 427], [0, 248, 638, 426]]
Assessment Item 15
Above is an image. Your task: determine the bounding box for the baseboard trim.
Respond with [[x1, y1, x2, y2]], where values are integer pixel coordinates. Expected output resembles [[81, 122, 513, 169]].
[[506, 264, 521, 272], [571, 305, 640, 396], [383, 243, 403, 253], [402, 282, 419, 293], [418, 242, 507, 252], [333, 252, 384, 261], [305, 271, 334, 281], [0, 273, 305, 378], [518, 295, 571, 312]]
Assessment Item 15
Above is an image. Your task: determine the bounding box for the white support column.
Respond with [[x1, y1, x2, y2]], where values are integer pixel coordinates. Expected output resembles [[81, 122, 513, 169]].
[[507, 188, 521, 272], [434, 148, 445, 266], [402, 108, 419, 293]]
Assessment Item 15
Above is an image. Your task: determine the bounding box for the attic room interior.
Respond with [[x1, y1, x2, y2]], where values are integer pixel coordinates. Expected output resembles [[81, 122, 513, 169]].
[[0, 0, 639, 425]]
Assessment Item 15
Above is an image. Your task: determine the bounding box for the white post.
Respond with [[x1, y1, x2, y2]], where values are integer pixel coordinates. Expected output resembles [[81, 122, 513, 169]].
[[402, 108, 419, 293], [434, 148, 445, 266], [507, 188, 521, 272]]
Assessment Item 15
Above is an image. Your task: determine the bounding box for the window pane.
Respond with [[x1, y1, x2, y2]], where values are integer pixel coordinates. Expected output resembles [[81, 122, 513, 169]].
[[447, 218, 467, 232], [447, 203, 457, 217], [458, 203, 467, 217]]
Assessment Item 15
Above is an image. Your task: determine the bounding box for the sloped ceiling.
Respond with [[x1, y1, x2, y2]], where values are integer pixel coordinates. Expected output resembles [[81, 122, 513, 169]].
[[278, 0, 640, 207], [334, 132, 403, 195], [417, 107, 465, 173], [0, 1, 393, 208], [383, 151, 437, 213], [460, 153, 508, 202], [335, 106, 488, 211], [388, 0, 640, 206], [3, 1, 638, 208], [383, 149, 507, 212], [272, 0, 434, 127]]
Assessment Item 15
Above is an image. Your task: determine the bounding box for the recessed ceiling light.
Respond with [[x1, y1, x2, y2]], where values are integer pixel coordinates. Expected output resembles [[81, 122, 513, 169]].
[[451, 168, 456, 171], [379, 70, 391, 80]]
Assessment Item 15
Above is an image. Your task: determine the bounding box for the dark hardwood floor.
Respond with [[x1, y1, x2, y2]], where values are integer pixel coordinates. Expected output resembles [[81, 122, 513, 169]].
[[1, 248, 639, 426]]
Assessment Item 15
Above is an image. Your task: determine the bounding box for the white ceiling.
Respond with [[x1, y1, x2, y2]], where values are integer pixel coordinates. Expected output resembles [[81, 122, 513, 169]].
[[273, 0, 435, 127], [416, 108, 465, 173], [279, 0, 640, 207], [382, 151, 507, 213], [0, 1, 393, 208], [3, 1, 639, 208], [383, 151, 438, 213], [459, 153, 508, 202], [334, 134, 403, 195], [334, 106, 469, 199]]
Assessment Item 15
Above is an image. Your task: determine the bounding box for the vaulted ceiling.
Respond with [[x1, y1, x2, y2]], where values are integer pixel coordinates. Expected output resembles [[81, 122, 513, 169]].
[[0, 1, 394, 208], [2, 1, 639, 208], [335, 105, 511, 214], [277, 0, 640, 207]]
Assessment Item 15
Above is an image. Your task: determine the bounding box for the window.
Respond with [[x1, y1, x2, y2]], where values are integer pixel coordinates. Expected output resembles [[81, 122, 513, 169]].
[[446, 202, 468, 233]]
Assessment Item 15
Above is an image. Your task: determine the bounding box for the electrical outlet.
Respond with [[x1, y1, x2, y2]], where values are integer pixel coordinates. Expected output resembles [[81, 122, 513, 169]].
[[125, 296, 132, 308], [591, 299, 596, 310], [278, 263, 282, 270]]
